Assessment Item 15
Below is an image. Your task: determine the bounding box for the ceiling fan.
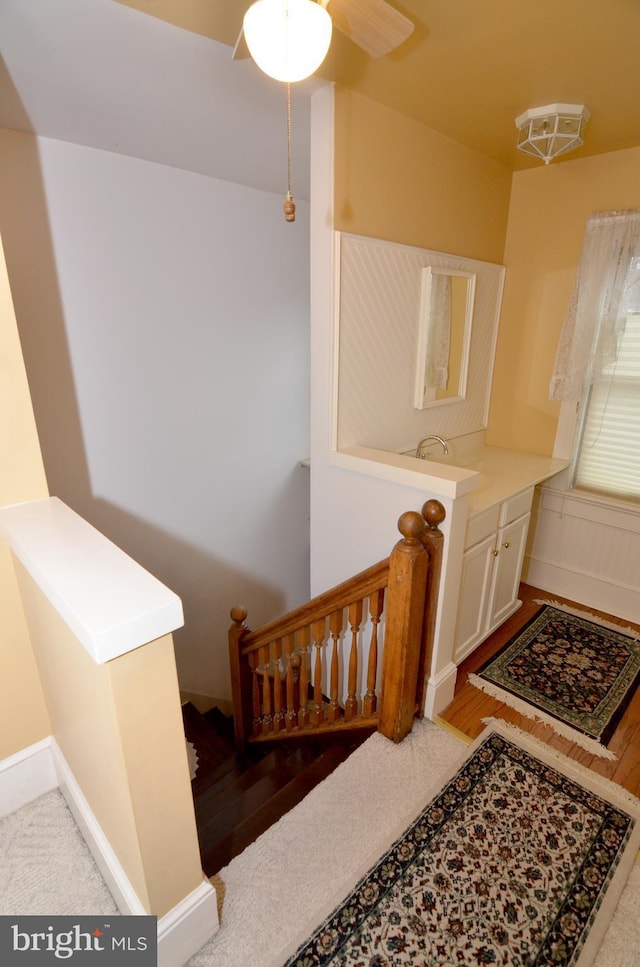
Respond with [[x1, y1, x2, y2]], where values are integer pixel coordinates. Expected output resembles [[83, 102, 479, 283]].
[[234, 0, 415, 78], [233, 0, 413, 222]]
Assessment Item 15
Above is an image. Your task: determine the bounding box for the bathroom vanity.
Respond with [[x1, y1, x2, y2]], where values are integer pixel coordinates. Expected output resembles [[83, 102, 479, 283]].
[[455, 486, 534, 663], [411, 439, 569, 665], [311, 230, 567, 716], [328, 440, 567, 713]]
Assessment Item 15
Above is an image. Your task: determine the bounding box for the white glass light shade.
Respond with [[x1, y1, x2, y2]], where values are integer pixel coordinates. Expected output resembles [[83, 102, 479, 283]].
[[243, 0, 332, 83], [515, 103, 590, 165]]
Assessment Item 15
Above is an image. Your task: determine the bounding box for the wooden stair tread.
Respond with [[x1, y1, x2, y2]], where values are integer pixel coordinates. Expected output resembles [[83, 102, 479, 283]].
[[190, 741, 269, 796], [202, 705, 235, 745], [198, 741, 357, 876], [192, 745, 291, 811], [182, 701, 235, 763], [184, 700, 371, 877], [195, 744, 323, 839]]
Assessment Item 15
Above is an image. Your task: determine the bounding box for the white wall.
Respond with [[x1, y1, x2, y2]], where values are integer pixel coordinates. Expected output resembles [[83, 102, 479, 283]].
[[0, 128, 310, 703], [336, 233, 505, 453], [310, 88, 467, 717]]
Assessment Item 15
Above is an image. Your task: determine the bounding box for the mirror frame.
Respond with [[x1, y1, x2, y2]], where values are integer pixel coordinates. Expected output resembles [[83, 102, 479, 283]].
[[413, 266, 476, 410]]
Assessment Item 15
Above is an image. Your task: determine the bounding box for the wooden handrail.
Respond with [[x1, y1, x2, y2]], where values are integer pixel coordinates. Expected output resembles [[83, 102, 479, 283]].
[[228, 501, 446, 751], [233, 558, 390, 655]]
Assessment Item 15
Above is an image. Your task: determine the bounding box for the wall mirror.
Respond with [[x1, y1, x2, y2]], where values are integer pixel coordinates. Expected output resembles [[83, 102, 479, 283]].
[[413, 266, 476, 409]]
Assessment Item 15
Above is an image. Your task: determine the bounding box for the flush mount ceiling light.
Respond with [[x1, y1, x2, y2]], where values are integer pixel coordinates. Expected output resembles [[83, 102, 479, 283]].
[[243, 0, 333, 83], [515, 103, 590, 165]]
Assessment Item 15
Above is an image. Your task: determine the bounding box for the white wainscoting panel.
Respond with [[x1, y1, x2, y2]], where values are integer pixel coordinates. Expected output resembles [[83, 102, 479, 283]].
[[335, 233, 505, 452], [525, 486, 640, 623]]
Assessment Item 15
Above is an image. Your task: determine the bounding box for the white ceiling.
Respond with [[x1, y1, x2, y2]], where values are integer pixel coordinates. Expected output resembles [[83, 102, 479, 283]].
[[0, 0, 317, 199]]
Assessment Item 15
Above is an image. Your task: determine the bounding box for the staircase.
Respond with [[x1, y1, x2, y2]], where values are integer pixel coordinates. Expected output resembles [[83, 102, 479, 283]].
[[186, 500, 447, 877], [182, 701, 373, 877]]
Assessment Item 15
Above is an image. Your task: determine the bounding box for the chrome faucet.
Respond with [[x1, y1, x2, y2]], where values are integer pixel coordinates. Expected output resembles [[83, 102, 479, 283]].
[[415, 435, 449, 458]]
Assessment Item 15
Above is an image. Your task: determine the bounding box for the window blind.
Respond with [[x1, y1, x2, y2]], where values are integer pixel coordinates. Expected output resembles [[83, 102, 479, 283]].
[[574, 311, 640, 501]]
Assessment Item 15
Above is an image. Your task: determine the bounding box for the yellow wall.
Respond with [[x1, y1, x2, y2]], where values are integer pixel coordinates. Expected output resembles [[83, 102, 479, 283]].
[[0, 236, 51, 759], [488, 146, 640, 453], [15, 561, 203, 917], [1, 226, 204, 917], [334, 91, 640, 457], [334, 87, 512, 264]]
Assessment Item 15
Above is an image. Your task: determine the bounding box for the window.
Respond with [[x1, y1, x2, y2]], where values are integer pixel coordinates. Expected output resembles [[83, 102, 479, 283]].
[[573, 310, 640, 500], [550, 210, 640, 504]]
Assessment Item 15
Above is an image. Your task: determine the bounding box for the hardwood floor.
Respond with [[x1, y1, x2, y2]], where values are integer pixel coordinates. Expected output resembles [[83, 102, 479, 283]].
[[439, 583, 640, 798], [183, 701, 374, 876], [186, 587, 640, 875]]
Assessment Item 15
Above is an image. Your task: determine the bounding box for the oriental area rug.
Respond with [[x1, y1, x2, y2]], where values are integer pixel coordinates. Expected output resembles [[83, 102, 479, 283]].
[[282, 723, 640, 967], [469, 603, 640, 760]]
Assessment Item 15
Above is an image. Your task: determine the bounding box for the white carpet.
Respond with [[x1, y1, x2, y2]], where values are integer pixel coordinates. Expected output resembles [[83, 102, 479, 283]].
[[188, 719, 640, 967], [0, 789, 119, 916], [1, 722, 638, 966]]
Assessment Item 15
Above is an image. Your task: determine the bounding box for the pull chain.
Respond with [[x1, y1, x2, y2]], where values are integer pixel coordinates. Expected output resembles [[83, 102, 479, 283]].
[[283, 81, 296, 222]]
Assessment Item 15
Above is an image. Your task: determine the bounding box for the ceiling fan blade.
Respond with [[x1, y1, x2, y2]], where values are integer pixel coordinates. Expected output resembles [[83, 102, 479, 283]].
[[232, 26, 251, 60], [327, 0, 414, 58]]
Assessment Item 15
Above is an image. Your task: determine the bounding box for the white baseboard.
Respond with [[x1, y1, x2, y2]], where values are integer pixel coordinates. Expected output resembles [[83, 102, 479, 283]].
[[424, 661, 458, 718], [50, 737, 148, 916], [158, 879, 219, 967], [0, 736, 58, 818], [0, 737, 219, 966], [525, 556, 640, 625]]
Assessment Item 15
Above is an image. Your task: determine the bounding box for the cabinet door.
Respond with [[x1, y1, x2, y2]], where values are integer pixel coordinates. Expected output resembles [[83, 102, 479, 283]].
[[453, 533, 495, 663], [486, 512, 531, 631]]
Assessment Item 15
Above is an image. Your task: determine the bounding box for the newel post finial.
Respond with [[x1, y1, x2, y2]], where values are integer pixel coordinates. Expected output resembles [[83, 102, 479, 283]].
[[230, 605, 248, 628], [422, 499, 446, 531], [397, 510, 427, 544]]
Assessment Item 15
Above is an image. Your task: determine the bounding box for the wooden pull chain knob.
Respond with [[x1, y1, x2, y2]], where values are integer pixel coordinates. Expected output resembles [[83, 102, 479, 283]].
[[283, 192, 296, 222]]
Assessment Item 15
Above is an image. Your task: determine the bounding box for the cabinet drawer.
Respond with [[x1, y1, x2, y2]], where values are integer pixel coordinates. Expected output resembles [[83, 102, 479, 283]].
[[464, 504, 500, 549], [499, 487, 534, 526]]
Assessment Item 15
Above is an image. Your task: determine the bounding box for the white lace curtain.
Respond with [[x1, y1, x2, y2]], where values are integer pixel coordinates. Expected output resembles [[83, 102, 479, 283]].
[[424, 273, 451, 390], [549, 209, 640, 401]]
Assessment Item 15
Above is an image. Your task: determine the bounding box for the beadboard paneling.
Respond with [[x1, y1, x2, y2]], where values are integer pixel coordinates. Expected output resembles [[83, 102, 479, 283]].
[[335, 233, 505, 452], [525, 487, 640, 622]]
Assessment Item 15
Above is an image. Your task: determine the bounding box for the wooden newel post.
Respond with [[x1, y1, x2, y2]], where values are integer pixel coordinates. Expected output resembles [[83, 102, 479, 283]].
[[228, 605, 251, 753], [378, 511, 429, 743], [415, 499, 446, 716]]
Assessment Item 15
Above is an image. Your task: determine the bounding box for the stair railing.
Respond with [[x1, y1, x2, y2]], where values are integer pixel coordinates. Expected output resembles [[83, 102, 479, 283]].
[[229, 500, 445, 752]]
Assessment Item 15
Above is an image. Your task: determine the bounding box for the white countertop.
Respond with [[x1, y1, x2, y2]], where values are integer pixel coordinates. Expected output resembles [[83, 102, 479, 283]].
[[332, 444, 569, 515], [331, 446, 480, 500], [458, 446, 570, 515], [0, 497, 184, 664]]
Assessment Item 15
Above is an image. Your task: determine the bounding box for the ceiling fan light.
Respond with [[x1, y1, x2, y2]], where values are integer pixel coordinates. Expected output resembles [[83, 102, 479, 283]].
[[243, 0, 332, 83]]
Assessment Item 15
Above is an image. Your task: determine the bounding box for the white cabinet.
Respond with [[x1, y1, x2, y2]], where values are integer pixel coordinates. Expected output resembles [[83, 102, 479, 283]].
[[453, 488, 534, 664]]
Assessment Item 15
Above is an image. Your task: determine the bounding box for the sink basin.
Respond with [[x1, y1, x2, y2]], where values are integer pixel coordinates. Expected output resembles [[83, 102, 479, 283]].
[[335, 444, 569, 515], [422, 452, 484, 474], [419, 444, 570, 511], [419, 451, 490, 494]]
